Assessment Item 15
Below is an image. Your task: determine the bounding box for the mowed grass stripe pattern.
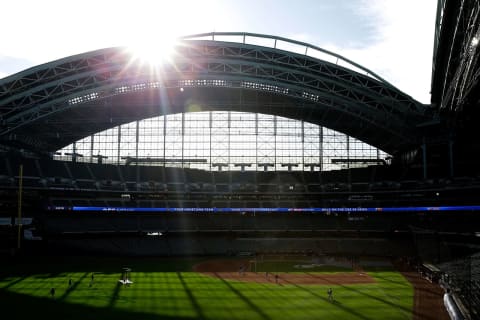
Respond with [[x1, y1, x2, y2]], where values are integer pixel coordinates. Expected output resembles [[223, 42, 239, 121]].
[[0, 269, 412, 320]]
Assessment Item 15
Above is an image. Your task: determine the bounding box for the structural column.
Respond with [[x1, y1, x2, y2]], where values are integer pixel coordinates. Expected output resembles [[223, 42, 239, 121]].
[[422, 137, 427, 179], [209, 111, 212, 171], [117, 126, 121, 165], [181, 112, 185, 168], [448, 134, 454, 177], [163, 115, 167, 163], [319, 126, 323, 172]]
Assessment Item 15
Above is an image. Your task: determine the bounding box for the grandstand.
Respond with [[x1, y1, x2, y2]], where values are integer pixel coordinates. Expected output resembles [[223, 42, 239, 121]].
[[1, 1, 480, 319]]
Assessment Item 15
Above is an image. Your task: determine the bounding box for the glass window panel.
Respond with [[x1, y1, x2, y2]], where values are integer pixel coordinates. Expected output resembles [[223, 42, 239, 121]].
[[55, 111, 389, 171]]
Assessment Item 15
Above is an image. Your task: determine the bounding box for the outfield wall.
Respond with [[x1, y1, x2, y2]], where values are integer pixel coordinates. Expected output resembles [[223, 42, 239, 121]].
[[39, 234, 414, 257]]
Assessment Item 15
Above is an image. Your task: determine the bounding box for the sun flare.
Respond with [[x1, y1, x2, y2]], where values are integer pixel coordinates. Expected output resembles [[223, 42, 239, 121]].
[[128, 36, 179, 66]]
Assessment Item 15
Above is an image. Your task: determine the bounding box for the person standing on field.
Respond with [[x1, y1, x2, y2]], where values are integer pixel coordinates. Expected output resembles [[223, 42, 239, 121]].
[[327, 288, 333, 301]]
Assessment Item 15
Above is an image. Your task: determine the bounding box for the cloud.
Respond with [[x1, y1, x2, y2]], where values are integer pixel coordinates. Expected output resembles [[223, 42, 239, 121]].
[[323, 0, 437, 103], [0, 55, 37, 78]]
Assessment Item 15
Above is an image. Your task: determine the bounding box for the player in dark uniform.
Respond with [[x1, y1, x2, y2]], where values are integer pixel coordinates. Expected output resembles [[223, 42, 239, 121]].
[[327, 288, 333, 301]]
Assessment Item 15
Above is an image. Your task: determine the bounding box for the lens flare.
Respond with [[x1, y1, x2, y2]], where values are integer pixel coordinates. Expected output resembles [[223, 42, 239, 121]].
[[128, 36, 178, 66]]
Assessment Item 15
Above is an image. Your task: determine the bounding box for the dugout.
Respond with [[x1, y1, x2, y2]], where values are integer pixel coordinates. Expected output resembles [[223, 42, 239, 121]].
[[420, 263, 442, 283]]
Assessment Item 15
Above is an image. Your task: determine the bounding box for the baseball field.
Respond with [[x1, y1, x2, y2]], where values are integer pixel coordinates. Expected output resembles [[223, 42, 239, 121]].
[[0, 256, 444, 319]]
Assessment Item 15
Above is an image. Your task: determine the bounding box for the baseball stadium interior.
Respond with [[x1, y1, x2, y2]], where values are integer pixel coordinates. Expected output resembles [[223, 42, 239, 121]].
[[1, 1, 480, 319]]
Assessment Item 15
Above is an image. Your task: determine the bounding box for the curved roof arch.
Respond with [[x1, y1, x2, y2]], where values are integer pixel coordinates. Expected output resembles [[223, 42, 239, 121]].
[[0, 32, 428, 154]]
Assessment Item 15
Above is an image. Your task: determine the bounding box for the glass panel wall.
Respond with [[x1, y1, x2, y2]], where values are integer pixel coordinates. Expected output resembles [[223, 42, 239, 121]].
[[55, 111, 388, 171]]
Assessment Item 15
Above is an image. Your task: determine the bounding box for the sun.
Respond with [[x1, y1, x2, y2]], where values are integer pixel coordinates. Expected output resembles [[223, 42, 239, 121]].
[[128, 36, 179, 66]]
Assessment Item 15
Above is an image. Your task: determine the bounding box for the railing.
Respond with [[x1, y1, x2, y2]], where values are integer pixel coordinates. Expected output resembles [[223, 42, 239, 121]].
[[181, 32, 393, 87]]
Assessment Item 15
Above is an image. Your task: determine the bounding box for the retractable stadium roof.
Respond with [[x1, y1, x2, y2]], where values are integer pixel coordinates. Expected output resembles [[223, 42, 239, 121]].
[[0, 32, 429, 154]]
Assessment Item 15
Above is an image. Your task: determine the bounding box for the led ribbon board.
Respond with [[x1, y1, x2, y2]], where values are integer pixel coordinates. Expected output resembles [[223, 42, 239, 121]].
[[46, 205, 480, 212]]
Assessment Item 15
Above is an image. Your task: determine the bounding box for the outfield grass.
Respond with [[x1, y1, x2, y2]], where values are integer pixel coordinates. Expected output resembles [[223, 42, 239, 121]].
[[0, 257, 413, 320]]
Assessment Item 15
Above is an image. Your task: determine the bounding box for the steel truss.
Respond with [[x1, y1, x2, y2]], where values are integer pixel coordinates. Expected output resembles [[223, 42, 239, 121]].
[[0, 32, 426, 154], [432, 0, 480, 112]]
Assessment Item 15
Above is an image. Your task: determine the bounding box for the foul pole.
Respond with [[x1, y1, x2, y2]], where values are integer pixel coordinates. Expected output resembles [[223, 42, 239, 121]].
[[17, 164, 23, 250]]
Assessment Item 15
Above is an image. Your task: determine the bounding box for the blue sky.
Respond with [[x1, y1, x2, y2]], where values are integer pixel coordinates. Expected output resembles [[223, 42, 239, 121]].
[[0, 0, 437, 103]]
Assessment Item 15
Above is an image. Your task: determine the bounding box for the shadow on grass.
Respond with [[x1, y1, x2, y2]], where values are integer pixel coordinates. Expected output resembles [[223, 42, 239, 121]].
[[281, 277, 371, 320], [0, 288, 202, 320], [177, 272, 205, 319], [368, 273, 411, 287], [1, 275, 28, 290], [307, 273, 415, 314], [58, 272, 88, 302], [215, 272, 271, 320], [107, 278, 122, 309], [373, 272, 442, 297]]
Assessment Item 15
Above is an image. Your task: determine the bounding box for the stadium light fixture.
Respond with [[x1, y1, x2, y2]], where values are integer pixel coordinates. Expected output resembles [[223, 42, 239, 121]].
[[147, 231, 163, 236]]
